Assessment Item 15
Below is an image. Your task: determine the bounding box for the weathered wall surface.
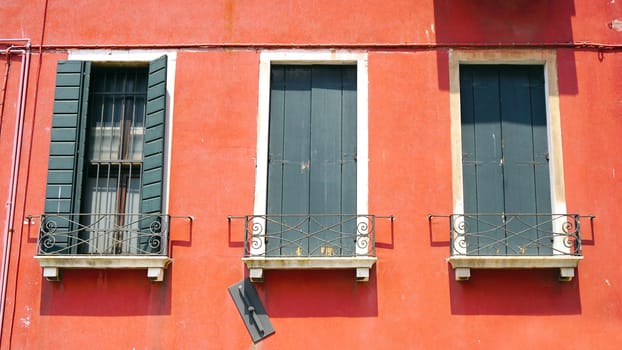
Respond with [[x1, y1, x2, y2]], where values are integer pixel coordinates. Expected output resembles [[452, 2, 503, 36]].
[[0, 1, 620, 348]]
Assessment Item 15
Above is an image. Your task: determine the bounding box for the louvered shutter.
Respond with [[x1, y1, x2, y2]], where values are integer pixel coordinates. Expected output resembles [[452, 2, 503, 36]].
[[42, 61, 91, 254], [139, 55, 167, 253]]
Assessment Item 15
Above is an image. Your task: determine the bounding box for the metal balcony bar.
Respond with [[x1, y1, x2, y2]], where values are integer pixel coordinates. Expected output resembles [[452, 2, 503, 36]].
[[238, 214, 377, 258], [35, 213, 169, 256], [448, 213, 582, 257]]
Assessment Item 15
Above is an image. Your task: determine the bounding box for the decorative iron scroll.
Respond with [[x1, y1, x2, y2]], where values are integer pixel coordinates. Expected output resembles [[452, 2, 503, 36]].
[[234, 214, 383, 258], [35, 213, 169, 256], [444, 213, 582, 256]]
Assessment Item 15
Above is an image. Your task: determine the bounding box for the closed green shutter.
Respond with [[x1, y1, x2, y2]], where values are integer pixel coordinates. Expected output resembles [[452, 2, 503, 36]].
[[139, 55, 167, 252], [266, 65, 356, 256], [339, 67, 358, 255], [42, 60, 91, 253], [460, 65, 552, 256], [267, 66, 311, 256], [499, 67, 551, 255]]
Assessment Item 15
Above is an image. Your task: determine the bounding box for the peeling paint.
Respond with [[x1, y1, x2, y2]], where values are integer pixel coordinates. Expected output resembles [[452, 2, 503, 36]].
[[20, 306, 32, 328], [605, 279, 611, 286], [609, 19, 622, 31], [320, 246, 334, 256]]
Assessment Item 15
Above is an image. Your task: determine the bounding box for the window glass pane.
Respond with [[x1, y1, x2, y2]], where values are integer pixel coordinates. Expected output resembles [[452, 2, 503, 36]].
[[133, 96, 146, 127], [84, 173, 118, 215], [124, 177, 141, 254], [135, 72, 148, 93], [82, 175, 118, 253], [129, 126, 144, 161], [129, 96, 145, 161], [87, 66, 147, 161]]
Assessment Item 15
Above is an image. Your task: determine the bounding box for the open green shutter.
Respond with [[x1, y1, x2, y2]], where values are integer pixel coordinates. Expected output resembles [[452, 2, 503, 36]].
[[140, 55, 167, 252], [42, 60, 90, 254]]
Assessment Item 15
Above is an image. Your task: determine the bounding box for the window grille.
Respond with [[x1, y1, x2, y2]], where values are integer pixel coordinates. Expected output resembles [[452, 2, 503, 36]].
[[80, 66, 148, 254]]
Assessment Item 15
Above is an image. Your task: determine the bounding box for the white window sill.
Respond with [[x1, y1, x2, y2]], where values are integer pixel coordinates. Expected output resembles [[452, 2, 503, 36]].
[[242, 256, 377, 282], [34, 255, 172, 282], [447, 255, 583, 281]]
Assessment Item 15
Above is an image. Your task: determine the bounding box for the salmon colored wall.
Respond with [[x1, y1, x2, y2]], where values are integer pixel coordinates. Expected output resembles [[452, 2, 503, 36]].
[[1, 1, 621, 45], [0, 0, 620, 349], [559, 49, 622, 338]]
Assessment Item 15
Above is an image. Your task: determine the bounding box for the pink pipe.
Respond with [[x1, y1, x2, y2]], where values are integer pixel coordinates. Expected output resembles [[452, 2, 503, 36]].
[[0, 40, 30, 344], [0, 48, 13, 139]]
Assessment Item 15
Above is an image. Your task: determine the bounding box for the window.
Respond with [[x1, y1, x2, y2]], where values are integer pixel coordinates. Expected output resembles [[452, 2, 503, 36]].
[[82, 65, 149, 254], [446, 50, 582, 281], [243, 51, 375, 282], [36, 52, 174, 281], [460, 64, 552, 256], [265, 65, 357, 257]]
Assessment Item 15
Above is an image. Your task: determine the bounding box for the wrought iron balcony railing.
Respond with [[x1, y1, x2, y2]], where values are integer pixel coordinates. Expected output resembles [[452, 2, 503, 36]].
[[446, 213, 582, 257], [35, 213, 169, 256], [235, 214, 379, 258]]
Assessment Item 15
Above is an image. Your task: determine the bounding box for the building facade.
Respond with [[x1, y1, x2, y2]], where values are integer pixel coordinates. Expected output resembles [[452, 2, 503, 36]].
[[0, 1, 621, 348]]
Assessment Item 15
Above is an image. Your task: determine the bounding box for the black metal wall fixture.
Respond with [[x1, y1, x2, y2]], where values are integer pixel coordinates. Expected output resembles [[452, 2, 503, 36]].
[[228, 278, 275, 343]]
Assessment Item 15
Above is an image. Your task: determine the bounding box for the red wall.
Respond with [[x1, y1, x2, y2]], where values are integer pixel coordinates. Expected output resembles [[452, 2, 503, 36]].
[[0, 1, 621, 349]]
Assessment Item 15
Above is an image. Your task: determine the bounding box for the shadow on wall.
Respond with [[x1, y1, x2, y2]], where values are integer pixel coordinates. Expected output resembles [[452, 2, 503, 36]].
[[36, 217, 192, 316], [431, 0, 582, 316], [235, 218, 393, 318], [255, 268, 378, 317], [433, 0, 578, 95], [430, 216, 592, 316], [448, 266, 582, 315], [39, 268, 172, 316]]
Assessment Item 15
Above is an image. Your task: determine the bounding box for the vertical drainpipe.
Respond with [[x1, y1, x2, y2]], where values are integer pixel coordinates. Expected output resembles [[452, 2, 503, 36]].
[[0, 40, 31, 343], [0, 50, 12, 135]]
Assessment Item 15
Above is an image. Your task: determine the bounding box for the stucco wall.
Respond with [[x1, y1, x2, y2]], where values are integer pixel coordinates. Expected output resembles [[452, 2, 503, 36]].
[[0, 1, 620, 348]]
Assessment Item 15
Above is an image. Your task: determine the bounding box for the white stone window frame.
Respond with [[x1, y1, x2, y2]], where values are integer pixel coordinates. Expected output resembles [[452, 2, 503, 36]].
[[446, 49, 582, 281], [35, 50, 177, 282], [244, 50, 375, 282]]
